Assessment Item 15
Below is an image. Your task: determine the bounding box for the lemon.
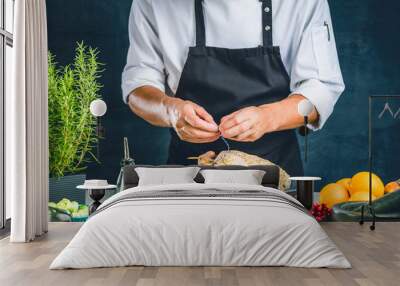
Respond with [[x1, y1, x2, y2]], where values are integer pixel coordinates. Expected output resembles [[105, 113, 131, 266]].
[[336, 178, 351, 193], [349, 172, 384, 198], [384, 182, 400, 194], [320, 183, 350, 208], [349, 192, 377, 202]]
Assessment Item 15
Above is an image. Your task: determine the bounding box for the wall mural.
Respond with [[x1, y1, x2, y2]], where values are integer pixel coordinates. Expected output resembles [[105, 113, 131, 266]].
[[316, 96, 400, 222], [46, 0, 400, 222]]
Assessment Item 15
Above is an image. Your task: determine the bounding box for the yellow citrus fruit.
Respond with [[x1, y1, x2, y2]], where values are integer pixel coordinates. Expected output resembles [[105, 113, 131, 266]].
[[336, 178, 351, 192], [349, 192, 377, 202], [349, 172, 384, 198], [320, 183, 350, 208], [384, 182, 400, 194]]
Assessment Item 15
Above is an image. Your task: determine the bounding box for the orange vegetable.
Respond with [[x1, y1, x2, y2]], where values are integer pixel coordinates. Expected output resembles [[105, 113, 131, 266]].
[[320, 183, 350, 208], [349, 172, 384, 198], [384, 181, 400, 194]]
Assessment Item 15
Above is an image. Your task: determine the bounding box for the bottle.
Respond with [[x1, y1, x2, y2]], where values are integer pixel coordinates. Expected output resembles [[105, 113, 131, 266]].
[[116, 137, 135, 192]]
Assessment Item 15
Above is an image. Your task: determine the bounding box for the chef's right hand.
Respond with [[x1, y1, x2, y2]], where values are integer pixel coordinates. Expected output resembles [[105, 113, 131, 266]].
[[166, 98, 220, 143]]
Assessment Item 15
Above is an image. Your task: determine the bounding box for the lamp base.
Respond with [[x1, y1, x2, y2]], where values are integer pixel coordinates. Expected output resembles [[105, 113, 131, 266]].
[[88, 189, 105, 215], [290, 177, 321, 210], [359, 204, 376, 231], [296, 181, 314, 210]]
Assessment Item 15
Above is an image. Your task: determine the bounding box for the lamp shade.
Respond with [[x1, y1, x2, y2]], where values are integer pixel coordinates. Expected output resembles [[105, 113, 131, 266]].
[[90, 99, 107, 117], [298, 99, 314, 117]]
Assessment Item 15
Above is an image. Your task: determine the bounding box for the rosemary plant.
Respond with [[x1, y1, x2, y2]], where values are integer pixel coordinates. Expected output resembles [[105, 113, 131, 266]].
[[48, 42, 104, 178]]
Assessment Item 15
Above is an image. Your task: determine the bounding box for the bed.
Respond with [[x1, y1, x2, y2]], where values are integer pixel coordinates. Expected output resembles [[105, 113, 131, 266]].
[[50, 165, 350, 269]]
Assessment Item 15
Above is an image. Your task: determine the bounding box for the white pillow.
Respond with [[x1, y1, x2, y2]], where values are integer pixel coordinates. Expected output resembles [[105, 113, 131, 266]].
[[136, 167, 200, 186], [200, 169, 266, 185]]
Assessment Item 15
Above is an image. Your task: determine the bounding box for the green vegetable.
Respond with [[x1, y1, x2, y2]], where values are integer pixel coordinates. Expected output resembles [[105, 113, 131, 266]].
[[56, 198, 72, 213], [48, 202, 57, 208], [68, 201, 79, 214], [71, 210, 87, 218], [56, 198, 80, 214], [50, 200, 89, 221], [71, 204, 89, 219], [333, 190, 400, 221], [55, 213, 72, 222]]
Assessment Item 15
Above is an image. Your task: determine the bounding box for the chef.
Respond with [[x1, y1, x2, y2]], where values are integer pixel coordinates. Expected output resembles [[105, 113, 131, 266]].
[[122, 0, 344, 176]]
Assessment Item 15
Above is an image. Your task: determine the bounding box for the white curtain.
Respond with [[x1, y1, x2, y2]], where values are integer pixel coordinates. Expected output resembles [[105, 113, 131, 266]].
[[7, 0, 49, 242]]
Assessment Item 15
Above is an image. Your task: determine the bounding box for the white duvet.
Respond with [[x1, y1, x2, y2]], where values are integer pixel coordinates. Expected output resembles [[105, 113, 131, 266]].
[[50, 183, 351, 269]]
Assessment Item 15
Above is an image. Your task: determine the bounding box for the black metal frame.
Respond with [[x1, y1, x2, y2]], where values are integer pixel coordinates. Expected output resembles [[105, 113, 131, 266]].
[[0, 0, 14, 231], [359, 95, 400, 231]]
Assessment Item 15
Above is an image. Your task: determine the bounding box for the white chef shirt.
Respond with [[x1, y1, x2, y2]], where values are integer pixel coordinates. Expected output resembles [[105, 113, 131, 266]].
[[122, 0, 345, 129]]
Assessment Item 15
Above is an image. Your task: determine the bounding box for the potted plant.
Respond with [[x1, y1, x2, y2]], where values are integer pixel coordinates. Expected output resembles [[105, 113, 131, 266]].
[[48, 42, 104, 205]]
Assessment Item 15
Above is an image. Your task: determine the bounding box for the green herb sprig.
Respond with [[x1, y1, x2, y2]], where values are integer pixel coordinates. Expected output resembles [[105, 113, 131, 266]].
[[48, 42, 104, 178]]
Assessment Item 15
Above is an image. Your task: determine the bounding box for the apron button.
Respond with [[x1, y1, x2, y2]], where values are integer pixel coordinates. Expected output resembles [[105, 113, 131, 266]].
[[265, 25, 271, 31], [264, 7, 270, 13]]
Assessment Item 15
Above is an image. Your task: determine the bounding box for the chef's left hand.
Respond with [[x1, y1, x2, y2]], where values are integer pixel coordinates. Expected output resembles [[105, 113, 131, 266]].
[[219, 95, 319, 142], [219, 106, 276, 142]]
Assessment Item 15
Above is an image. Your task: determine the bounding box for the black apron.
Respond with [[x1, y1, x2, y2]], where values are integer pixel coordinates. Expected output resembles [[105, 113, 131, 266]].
[[167, 0, 303, 176]]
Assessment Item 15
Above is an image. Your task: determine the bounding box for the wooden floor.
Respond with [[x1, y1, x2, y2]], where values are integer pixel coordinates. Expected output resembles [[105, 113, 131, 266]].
[[0, 222, 399, 286]]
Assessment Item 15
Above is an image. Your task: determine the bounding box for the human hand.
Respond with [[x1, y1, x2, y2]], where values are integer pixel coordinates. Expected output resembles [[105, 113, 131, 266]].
[[167, 98, 220, 143], [219, 106, 277, 142], [219, 94, 319, 142]]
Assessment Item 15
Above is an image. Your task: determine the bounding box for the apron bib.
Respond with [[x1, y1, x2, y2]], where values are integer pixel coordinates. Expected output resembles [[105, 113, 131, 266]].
[[168, 0, 303, 176]]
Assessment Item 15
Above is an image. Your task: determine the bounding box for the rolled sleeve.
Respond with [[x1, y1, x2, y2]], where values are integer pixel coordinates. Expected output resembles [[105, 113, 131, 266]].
[[290, 0, 345, 130], [121, 0, 166, 103], [291, 79, 342, 130]]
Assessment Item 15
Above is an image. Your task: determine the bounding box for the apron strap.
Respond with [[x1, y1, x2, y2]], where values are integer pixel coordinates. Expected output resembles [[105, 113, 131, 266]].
[[195, 0, 273, 48], [260, 0, 273, 47], [195, 0, 206, 47]]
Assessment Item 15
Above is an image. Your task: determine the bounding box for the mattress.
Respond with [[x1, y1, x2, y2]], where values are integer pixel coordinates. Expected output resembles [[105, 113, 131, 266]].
[[50, 183, 351, 269]]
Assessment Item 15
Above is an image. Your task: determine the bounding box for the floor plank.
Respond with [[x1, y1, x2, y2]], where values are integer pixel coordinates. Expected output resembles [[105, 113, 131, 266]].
[[0, 222, 399, 286]]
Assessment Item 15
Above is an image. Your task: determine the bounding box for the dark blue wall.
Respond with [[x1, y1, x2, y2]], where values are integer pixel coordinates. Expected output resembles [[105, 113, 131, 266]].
[[46, 0, 400, 188]]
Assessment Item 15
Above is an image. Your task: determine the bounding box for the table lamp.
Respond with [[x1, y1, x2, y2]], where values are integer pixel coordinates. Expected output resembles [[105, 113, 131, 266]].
[[90, 99, 107, 158], [77, 180, 116, 215], [291, 99, 321, 210], [298, 99, 314, 162]]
